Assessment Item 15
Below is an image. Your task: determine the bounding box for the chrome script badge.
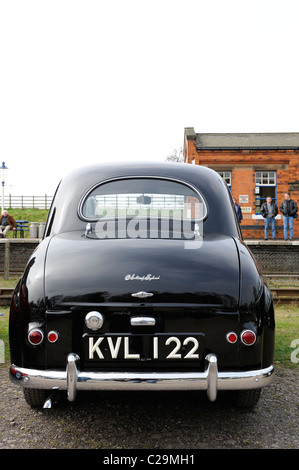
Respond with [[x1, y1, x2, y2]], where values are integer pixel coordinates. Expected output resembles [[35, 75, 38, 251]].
[[125, 274, 160, 281]]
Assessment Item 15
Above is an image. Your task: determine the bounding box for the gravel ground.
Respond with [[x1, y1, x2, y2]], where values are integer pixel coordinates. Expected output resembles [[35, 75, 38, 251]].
[[0, 364, 298, 450]]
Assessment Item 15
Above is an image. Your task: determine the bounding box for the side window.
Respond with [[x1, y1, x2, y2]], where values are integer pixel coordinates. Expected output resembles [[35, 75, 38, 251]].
[[255, 171, 276, 214], [44, 182, 61, 237], [44, 207, 56, 238]]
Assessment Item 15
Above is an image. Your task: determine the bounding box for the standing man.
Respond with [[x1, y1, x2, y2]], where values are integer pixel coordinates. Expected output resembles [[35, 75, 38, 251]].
[[280, 193, 298, 240], [233, 198, 243, 224], [260, 197, 278, 240], [0, 210, 17, 238]]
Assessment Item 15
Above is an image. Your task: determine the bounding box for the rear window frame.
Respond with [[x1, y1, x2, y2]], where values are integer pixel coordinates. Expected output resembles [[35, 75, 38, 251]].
[[78, 176, 208, 223]]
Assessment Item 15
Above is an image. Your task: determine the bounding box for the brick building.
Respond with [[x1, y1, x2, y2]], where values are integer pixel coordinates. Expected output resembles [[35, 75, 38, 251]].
[[183, 128, 299, 239]]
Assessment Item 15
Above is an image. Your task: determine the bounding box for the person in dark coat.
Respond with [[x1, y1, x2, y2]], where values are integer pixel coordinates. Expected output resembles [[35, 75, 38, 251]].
[[233, 198, 243, 224], [260, 197, 278, 240], [280, 193, 298, 240]]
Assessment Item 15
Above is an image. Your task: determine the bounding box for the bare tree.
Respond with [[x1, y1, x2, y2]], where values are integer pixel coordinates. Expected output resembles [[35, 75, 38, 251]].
[[166, 147, 184, 162]]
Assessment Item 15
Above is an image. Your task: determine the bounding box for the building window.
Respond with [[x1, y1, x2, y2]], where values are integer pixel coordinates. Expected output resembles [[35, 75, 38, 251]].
[[217, 171, 232, 190], [255, 171, 277, 214]]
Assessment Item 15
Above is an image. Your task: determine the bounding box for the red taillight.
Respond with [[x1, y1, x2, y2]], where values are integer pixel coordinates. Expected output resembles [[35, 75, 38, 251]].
[[241, 330, 256, 346], [226, 332, 238, 344], [48, 331, 59, 343], [28, 329, 44, 346]]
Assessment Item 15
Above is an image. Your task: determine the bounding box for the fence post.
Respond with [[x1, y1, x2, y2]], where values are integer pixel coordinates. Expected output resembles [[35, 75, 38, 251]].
[[4, 241, 10, 280]]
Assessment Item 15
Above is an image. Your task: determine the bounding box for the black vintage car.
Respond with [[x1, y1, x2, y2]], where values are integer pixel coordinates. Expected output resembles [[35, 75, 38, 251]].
[[9, 163, 275, 408]]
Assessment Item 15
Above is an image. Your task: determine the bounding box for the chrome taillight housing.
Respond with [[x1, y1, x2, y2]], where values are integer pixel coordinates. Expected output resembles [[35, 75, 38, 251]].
[[48, 331, 59, 343], [28, 328, 44, 346], [226, 332, 238, 344], [241, 330, 257, 346], [226, 330, 257, 346]]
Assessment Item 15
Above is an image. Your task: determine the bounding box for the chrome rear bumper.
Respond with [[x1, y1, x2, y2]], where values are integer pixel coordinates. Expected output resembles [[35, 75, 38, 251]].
[[10, 353, 274, 403]]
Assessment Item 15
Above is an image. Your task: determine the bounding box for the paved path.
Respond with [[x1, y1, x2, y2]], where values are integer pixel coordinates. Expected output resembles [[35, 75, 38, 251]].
[[0, 365, 298, 449]]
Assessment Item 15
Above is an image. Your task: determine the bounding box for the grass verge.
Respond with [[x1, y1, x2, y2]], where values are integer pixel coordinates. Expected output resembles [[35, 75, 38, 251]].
[[0, 307, 10, 364], [274, 303, 299, 368]]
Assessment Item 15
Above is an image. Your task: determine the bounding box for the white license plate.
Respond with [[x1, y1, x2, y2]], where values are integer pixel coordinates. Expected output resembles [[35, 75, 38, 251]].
[[86, 334, 203, 361]]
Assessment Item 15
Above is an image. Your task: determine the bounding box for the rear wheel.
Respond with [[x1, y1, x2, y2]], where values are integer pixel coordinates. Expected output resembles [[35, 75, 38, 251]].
[[232, 389, 261, 408], [23, 388, 49, 408]]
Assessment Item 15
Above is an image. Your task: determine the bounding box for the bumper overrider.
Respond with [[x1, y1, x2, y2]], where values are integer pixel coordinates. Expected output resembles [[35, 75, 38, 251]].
[[10, 353, 274, 403]]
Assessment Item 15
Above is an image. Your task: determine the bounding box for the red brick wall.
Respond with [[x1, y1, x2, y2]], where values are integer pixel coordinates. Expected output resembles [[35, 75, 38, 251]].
[[184, 138, 299, 239]]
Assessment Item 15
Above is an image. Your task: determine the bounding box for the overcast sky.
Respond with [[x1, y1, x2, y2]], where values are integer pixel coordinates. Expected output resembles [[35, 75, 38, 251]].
[[1, 0, 299, 196]]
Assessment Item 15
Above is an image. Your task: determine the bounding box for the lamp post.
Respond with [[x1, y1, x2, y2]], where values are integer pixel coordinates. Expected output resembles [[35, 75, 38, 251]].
[[0, 162, 8, 213]]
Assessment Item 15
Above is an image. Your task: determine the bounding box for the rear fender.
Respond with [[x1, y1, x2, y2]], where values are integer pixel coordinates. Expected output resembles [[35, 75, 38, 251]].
[[9, 239, 50, 368], [236, 239, 275, 369]]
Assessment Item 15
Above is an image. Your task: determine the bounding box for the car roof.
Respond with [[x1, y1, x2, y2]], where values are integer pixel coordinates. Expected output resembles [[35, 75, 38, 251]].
[[45, 162, 240, 238]]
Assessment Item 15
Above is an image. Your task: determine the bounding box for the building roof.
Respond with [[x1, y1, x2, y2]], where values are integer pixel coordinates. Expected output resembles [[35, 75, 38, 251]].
[[185, 129, 299, 149]]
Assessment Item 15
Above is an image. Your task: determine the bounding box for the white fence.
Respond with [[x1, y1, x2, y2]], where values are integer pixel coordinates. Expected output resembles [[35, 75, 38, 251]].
[[4, 195, 53, 210]]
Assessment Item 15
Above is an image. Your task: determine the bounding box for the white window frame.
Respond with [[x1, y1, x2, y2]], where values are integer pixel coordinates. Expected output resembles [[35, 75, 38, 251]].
[[255, 171, 276, 186], [217, 171, 232, 189]]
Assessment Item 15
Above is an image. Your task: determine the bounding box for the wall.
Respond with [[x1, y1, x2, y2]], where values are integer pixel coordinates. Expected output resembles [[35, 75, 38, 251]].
[[247, 241, 299, 274], [0, 240, 39, 277]]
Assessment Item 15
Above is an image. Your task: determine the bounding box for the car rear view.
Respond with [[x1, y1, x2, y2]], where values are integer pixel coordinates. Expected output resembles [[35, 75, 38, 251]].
[[9, 163, 275, 408]]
